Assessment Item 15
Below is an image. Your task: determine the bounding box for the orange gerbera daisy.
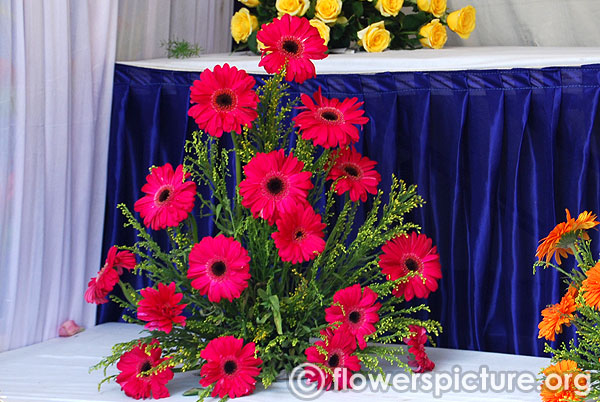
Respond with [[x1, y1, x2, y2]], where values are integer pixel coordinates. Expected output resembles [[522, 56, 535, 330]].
[[573, 211, 599, 243], [536, 209, 599, 265], [582, 262, 600, 310], [538, 286, 577, 341], [541, 360, 586, 402]]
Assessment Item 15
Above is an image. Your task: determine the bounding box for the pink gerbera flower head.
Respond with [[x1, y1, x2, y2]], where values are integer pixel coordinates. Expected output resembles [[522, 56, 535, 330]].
[[239, 150, 313, 225], [325, 284, 381, 350], [84, 246, 136, 304], [188, 63, 259, 138], [379, 232, 442, 301], [272, 203, 326, 264], [133, 163, 197, 231], [137, 282, 187, 334], [326, 146, 382, 203], [200, 336, 263, 399], [257, 14, 328, 84], [187, 234, 251, 303], [294, 88, 369, 149], [305, 327, 361, 391], [404, 325, 435, 373], [116, 340, 174, 399]]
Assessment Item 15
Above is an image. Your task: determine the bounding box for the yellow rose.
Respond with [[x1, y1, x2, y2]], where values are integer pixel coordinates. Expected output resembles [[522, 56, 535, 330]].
[[417, 0, 446, 18], [238, 0, 260, 7], [230, 8, 258, 44], [374, 0, 404, 17], [276, 0, 310, 17], [309, 19, 331, 46], [315, 0, 343, 24], [418, 19, 447, 49], [357, 21, 391, 53], [447, 5, 476, 39]]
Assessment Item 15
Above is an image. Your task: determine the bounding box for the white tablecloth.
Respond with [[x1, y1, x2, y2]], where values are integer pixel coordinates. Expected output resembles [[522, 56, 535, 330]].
[[0, 322, 550, 401], [118, 47, 600, 74]]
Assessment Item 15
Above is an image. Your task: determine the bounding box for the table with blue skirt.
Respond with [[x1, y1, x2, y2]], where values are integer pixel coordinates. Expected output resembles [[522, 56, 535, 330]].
[[101, 47, 600, 358]]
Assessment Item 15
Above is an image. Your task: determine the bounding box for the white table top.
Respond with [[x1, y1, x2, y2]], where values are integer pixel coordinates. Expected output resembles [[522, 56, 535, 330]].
[[117, 47, 600, 74], [0, 322, 550, 401]]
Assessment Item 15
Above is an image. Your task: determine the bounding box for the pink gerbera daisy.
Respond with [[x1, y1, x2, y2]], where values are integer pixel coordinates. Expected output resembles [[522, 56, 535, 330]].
[[257, 14, 328, 84], [188, 235, 251, 303], [116, 340, 174, 399], [379, 232, 442, 301], [200, 336, 263, 399], [294, 88, 369, 149], [272, 203, 326, 264], [239, 150, 313, 225], [404, 325, 435, 373], [85, 246, 136, 304], [134, 163, 197, 231], [327, 147, 381, 203], [137, 282, 187, 334], [305, 328, 361, 390], [188, 63, 259, 138], [325, 284, 381, 350]]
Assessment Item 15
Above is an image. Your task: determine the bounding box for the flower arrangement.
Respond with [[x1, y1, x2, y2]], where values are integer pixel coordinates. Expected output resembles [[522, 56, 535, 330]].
[[89, 15, 442, 400], [231, 0, 476, 53], [535, 209, 600, 401]]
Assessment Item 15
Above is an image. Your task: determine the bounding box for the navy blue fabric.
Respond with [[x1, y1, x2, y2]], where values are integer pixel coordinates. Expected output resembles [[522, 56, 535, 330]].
[[100, 63, 600, 357]]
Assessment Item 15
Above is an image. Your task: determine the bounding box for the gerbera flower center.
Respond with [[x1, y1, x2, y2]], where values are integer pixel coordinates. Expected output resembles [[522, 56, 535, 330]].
[[279, 36, 304, 58], [211, 261, 227, 277], [343, 164, 361, 178], [318, 107, 344, 125], [140, 361, 152, 374], [328, 353, 340, 368], [321, 111, 338, 121], [263, 174, 289, 199], [223, 360, 237, 375], [294, 229, 305, 241], [154, 185, 175, 206], [405, 257, 421, 272], [267, 177, 284, 194], [211, 89, 237, 112], [348, 310, 361, 323], [158, 189, 171, 203]]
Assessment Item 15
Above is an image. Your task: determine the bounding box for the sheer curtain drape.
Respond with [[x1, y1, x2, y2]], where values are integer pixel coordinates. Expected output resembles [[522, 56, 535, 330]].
[[0, 0, 118, 352], [447, 0, 600, 46], [116, 0, 233, 61]]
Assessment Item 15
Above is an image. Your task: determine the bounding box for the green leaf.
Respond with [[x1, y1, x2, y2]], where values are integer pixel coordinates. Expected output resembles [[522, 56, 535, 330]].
[[269, 295, 283, 335], [401, 12, 430, 32], [215, 203, 222, 221], [306, 0, 317, 19], [183, 387, 203, 396], [247, 31, 258, 55], [331, 24, 345, 41], [352, 1, 363, 18]]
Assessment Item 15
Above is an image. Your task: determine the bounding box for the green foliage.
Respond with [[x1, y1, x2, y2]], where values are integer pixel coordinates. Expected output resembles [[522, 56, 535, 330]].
[[161, 38, 202, 59], [93, 69, 441, 398]]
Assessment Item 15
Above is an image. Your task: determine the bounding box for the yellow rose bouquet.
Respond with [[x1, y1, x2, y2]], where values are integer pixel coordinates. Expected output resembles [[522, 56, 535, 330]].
[[232, 0, 476, 52]]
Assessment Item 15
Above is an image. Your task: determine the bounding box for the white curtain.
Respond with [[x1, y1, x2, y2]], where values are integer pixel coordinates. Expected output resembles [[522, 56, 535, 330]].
[[116, 0, 233, 61], [0, 0, 118, 352], [446, 0, 600, 46]]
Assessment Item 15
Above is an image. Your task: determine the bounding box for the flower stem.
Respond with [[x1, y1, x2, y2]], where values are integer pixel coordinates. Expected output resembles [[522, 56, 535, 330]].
[[231, 133, 243, 219]]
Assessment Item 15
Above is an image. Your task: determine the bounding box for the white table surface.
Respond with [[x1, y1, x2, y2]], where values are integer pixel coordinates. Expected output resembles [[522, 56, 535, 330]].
[[0, 322, 550, 401], [118, 47, 600, 74]]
